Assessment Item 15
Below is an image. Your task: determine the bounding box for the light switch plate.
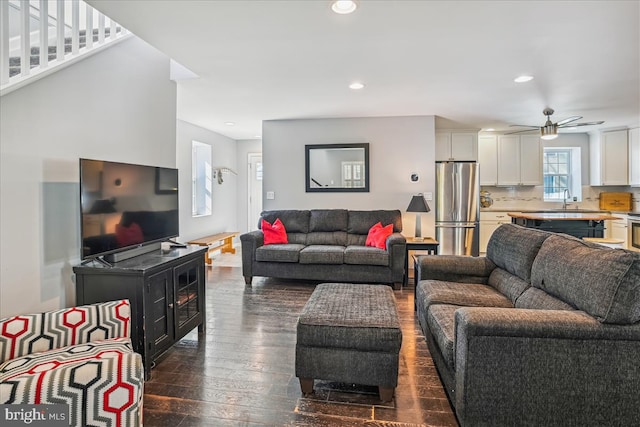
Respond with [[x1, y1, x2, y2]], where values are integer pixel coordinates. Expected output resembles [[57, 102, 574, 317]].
[[266, 191, 275, 200], [424, 192, 433, 201]]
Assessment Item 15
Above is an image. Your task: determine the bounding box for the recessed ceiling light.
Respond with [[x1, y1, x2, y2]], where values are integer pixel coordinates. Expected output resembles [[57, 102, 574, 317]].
[[514, 75, 534, 83], [349, 82, 365, 90], [331, 0, 358, 14], [224, 122, 235, 126]]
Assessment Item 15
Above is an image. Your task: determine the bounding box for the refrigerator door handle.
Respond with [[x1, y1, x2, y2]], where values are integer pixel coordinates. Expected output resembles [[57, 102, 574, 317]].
[[436, 223, 477, 228]]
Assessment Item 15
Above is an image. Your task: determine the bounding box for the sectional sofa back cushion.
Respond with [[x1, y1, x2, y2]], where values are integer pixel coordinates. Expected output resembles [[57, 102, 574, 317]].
[[261, 210, 310, 245], [307, 209, 348, 246], [347, 210, 402, 246], [0, 300, 131, 363], [486, 224, 551, 283], [531, 234, 640, 324]]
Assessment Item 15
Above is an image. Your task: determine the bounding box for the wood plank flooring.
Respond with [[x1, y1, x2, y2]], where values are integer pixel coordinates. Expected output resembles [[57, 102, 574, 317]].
[[143, 262, 458, 426]]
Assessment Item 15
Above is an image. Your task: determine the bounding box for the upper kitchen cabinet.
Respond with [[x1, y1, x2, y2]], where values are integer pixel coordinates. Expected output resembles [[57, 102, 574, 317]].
[[496, 134, 542, 186], [435, 131, 478, 161], [590, 129, 629, 186], [629, 128, 640, 187], [478, 135, 498, 186]]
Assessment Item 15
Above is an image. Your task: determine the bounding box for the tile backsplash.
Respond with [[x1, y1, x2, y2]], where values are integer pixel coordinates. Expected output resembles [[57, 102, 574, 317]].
[[481, 186, 640, 212]]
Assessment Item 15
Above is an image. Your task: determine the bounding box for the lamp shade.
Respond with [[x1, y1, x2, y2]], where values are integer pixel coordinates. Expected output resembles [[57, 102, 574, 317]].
[[407, 195, 430, 213], [88, 199, 116, 214]]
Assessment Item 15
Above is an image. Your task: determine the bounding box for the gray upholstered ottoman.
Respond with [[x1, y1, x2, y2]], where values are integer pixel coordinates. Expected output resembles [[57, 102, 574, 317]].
[[295, 283, 402, 401]]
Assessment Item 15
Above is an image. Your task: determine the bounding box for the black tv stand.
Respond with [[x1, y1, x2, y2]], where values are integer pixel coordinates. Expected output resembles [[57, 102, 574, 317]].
[[73, 246, 207, 379]]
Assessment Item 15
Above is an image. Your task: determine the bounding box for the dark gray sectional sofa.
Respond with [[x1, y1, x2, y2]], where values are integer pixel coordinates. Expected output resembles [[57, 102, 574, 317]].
[[240, 209, 406, 287], [416, 223, 640, 426]]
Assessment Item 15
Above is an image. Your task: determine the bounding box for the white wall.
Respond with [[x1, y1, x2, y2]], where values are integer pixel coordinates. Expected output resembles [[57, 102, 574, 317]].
[[236, 139, 262, 234], [261, 116, 436, 236], [0, 37, 176, 317], [176, 120, 238, 241]]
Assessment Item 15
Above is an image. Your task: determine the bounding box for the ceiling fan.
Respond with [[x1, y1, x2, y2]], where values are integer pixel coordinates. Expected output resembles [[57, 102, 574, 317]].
[[507, 108, 604, 140]]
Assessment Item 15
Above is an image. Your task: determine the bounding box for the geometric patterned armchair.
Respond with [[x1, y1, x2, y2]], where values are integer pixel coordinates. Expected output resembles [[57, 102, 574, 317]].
[[0, 300, 143, 427]]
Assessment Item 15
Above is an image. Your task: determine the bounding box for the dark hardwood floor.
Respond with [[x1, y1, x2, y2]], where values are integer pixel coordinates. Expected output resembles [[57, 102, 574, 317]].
[[143, 261, 458, 426]]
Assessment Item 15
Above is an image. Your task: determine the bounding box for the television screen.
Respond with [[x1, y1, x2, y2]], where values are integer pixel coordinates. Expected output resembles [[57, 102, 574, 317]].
[[80, 158, 179, 259]]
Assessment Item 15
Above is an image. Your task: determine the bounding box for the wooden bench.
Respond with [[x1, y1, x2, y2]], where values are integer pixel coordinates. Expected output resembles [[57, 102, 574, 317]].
[[188, 232, 239, 264]]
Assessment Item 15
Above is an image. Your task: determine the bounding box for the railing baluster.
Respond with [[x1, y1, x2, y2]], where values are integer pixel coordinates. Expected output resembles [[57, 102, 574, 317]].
[[71, 0, 79, 55], [20, 0, 30, 76], [40, 0, 48, 69], [110, 16, 117, 39], [56, 0, 64, 61], [85, 4, 93, 50], [0, 0, 9, 84], [98, 13, 105, 44]]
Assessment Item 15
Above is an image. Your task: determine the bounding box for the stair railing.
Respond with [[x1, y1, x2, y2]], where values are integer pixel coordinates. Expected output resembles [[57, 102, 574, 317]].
[[1, 0, 130, 96]]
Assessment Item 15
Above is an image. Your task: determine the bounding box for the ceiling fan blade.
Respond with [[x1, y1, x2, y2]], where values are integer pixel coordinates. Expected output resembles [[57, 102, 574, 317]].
[[559, 121, 605, 127], [504, 128, 540, 135], [556, 116, 582, 126], [508, 124, 539, 129]]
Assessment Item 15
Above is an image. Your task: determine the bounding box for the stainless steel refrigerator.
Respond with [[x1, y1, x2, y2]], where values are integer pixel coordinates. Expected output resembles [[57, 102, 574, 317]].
[[435, 161, 480, 256]]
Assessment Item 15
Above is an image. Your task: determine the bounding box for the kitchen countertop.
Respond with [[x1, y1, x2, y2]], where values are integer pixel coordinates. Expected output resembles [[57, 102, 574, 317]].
[[507, 212, 622, 221]]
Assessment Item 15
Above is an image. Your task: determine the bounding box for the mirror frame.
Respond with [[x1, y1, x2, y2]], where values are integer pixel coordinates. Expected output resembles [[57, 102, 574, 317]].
[[305, 143, 370, 193]]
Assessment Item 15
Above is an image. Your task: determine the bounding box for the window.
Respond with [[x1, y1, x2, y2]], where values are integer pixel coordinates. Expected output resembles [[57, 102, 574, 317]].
[[192, 141, 212, 217], [341, 161, 365, 188], [543, 147, 581, 202]]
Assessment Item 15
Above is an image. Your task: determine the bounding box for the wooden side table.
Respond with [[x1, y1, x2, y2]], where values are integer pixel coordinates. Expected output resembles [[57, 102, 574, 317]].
[[404, 237, 439, 287]]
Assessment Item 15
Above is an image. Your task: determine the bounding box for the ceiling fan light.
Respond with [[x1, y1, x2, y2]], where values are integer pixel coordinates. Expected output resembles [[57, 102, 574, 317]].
[[540, 124, 558, 140]]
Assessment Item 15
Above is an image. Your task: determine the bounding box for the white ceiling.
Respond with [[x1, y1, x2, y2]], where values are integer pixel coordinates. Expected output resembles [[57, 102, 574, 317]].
[[87, 0, 640, 140]]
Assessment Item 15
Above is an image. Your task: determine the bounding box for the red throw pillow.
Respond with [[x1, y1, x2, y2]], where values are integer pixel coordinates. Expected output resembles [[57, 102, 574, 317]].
[[366, 222, 393, 250], [115, 222, 144, 247], [262, 218, 288, 245]]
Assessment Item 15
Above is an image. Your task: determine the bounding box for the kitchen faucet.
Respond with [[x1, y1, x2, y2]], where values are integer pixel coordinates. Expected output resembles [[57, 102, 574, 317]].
[[563, 189, 571, 210]]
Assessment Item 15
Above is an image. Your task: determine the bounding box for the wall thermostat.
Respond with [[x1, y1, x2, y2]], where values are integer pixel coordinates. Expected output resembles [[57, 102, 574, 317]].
[[410, 173, 419, 183]]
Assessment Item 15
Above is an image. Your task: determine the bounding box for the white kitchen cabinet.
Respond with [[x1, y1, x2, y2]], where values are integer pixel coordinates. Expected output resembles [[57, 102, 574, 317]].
[[496, 135, 542, 186], [478, 135, 498, 186], [629, 128, 640, 187], [590, 129, 629, 186], [479, 211, 518, 253], [607, 214, 629, 249], [435, 131, 478, 161]]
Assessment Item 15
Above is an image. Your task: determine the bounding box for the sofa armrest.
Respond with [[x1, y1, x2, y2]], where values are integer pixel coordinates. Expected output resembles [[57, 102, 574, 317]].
[[417, 255, 496, 284], [453, 307, 640, 425], [240, 230, 264, 279], [386, 232, 406, 283]]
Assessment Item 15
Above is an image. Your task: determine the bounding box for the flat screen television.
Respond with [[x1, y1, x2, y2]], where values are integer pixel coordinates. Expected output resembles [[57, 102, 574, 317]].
[[79, 158, 179, 261]]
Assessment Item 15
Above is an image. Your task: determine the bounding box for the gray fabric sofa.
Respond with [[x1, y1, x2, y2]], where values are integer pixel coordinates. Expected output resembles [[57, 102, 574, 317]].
[[240, 209, 406, 287], [415, 223, 640, 426]]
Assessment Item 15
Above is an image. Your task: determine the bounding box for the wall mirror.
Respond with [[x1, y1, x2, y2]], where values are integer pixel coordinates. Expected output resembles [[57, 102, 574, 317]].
[[305, 143, 369, 192]]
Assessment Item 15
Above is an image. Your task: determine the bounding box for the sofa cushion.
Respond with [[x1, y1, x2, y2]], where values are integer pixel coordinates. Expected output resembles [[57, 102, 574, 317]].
[[487, 268, 531, 304], [0, 337, 142, 427], [486, 224, 551, 283], [309, 209, 348, 232], [426, 304, 458, 370], [300, 245, 345, 264], [515, 287, 576, 311], [255, 244, 305, 262], [348, 210, 402, 234], [344, 245, 389, 266], [261, 210, 310, 233], [306, 231, 348, 246], [531, 234, 640, 324], [418, 280, 514, 309]]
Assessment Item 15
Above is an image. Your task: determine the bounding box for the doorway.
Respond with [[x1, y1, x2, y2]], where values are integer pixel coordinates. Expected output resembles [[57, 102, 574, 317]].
[[248, 153, 263, 231]]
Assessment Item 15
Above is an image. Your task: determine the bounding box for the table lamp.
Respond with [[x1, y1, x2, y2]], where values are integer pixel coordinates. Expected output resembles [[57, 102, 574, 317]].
[[407, 194, 430, 241]]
